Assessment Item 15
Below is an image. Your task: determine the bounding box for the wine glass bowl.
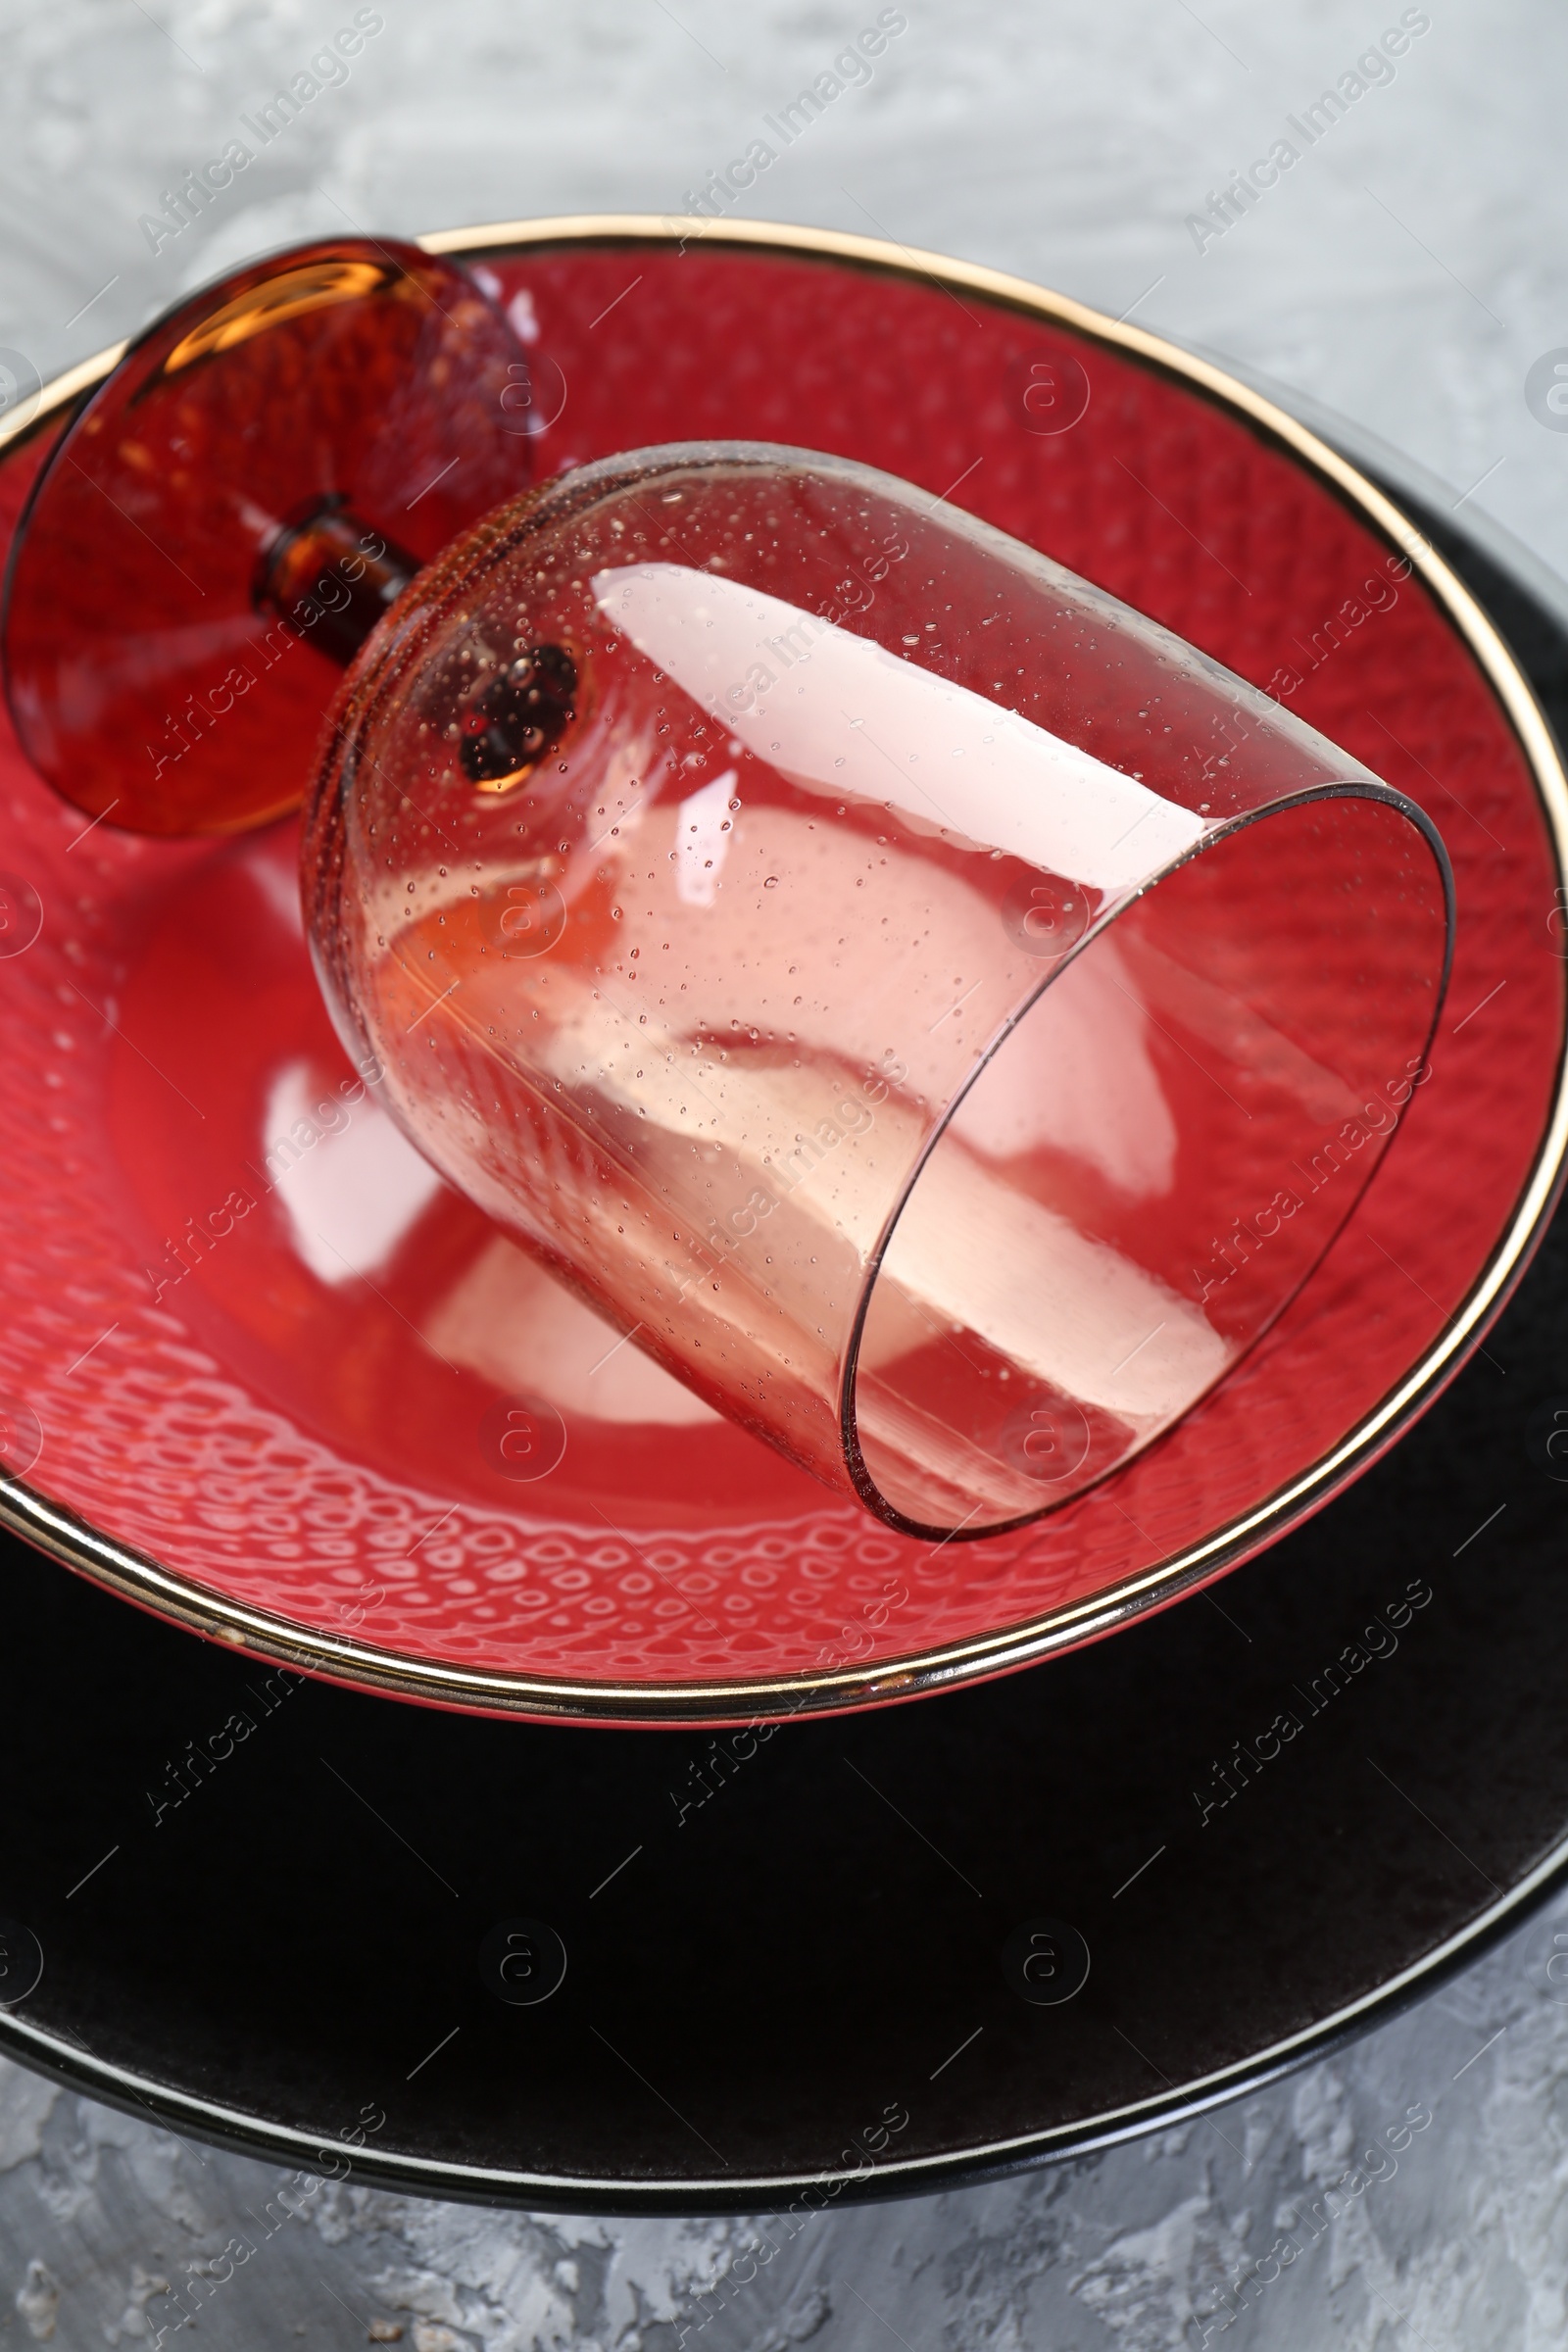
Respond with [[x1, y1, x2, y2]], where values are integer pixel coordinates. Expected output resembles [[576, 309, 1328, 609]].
[[305, 439, 1449, 1536]]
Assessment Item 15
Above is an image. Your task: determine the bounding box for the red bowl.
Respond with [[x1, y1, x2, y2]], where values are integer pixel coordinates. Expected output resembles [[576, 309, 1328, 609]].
[[0, 217, 1562, 1722]]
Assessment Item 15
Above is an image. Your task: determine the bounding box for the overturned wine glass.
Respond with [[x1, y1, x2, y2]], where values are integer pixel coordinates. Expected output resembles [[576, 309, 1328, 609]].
[[1, 237, 1452, 1539]]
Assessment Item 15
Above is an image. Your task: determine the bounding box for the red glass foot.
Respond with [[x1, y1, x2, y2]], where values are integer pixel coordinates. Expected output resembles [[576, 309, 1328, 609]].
[[2, 238, 538, 835]]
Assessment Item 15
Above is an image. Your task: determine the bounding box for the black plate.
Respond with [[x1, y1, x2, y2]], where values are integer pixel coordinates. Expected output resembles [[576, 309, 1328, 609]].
[[1, 475, 1566, 2216]]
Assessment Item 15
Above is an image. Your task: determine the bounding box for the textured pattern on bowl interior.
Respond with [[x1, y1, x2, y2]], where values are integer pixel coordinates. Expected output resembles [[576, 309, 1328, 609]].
[[0, 233, 1558, 1710]]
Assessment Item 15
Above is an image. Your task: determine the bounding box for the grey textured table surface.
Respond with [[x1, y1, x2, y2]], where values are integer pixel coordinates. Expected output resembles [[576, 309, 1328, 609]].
[[3, 2, 1567, 2344]]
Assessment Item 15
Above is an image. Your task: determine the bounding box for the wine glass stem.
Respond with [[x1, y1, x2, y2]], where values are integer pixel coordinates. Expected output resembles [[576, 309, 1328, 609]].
[[254, 498, 420, 667]]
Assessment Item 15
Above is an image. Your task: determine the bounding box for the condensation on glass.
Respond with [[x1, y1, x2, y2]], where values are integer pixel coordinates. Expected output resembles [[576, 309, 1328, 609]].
[[305, 444, 1452, 1538]]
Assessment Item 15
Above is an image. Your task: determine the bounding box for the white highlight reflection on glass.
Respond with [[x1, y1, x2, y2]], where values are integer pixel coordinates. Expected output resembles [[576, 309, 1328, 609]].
[[673, 766, 737, 906], [591, 564, 1212, 892], [265, 1059, 444, 1285]]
